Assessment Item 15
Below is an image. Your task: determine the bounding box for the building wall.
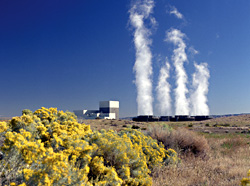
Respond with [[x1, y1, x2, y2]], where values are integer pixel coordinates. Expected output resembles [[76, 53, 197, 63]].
[[73, 110, 85, 117], [84, 110, 99, 114], [99, 101, 119, 119], [99, 107, 119, 119], [73, 110, 99, 119], [102, 113, 116, 119], [74, 101, 119, 120], [99, 101, 119, 108]]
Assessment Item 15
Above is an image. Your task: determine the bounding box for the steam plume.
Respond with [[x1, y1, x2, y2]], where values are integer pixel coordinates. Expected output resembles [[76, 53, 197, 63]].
[[165, 28, 189, 115], [169, 6, 184, 20], [156, 60, 172, 116], [129, 0, 154, 115], [191, 63, 210, 115]]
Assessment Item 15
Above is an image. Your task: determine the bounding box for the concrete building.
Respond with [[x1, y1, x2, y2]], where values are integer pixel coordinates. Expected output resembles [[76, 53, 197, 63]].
[[73, 101, 119, 120], [99, 101, 119, 119]]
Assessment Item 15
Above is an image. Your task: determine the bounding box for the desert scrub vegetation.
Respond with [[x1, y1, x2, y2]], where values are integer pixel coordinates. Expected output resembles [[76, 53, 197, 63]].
[[0, 107, 178, 186], [151, 129, 250, 186], [148, 124, 209, 158], [82, 118, 250, 185]]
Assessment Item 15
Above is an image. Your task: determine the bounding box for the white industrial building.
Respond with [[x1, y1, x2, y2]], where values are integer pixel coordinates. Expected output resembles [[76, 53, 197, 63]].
[[73, 101, 119, 120]]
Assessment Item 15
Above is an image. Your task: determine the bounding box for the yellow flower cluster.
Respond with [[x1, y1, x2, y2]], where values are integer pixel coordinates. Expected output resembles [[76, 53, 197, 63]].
[[89, 129, 152, 185], [0, 107, 179, 186], [0, 121, 8, 133], [119, 129, 179, 168], [241, 170, 250, 186], [1, 108, 93, 185]]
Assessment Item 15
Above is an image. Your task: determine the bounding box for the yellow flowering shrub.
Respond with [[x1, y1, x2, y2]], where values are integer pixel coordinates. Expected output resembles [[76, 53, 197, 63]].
[[0, 107, 179, 186], [119, 129, 179, 168], [1, 107, 93, 186], [89, 129, 152, 185], [0, 121, 9, 133], [241, 170, 250, 186]]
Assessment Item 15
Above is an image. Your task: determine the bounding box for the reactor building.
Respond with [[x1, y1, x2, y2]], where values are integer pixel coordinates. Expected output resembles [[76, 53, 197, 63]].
[[73, 101, 119, 120]]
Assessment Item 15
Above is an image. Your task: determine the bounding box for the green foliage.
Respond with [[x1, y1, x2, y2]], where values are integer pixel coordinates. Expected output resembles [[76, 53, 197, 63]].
[[22, 109, 33, 116]]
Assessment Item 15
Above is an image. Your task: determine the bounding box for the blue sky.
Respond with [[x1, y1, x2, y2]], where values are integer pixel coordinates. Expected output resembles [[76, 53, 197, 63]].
[[0, 0, 250, 117]]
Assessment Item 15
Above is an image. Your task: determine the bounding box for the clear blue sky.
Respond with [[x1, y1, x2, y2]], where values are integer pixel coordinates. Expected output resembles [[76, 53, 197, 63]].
[[0, 0, 250, 117]]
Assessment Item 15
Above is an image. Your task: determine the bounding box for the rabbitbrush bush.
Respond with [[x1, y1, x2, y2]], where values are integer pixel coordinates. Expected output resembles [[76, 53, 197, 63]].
[[0, 107, 178, 186], [241, 170, 250, 186]]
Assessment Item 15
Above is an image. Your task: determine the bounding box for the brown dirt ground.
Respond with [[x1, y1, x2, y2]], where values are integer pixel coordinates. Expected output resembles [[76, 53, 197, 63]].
[[80, 114, 250, 135]]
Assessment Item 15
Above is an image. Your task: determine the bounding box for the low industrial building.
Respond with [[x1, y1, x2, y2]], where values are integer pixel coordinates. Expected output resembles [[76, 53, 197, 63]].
[[133, 115, 212, 122], [73, 101, 119, 120], [132, 115, 159, 122]]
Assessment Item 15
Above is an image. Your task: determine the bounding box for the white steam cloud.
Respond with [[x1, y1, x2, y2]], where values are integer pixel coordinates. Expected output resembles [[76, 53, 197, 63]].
[[191, 63, 210, 116], [156, 59, 172, 116], [188, 46, 199, 56], [165, 28, 189, 115], [169, 6, 184, 20], [129, 0, 155, 115]]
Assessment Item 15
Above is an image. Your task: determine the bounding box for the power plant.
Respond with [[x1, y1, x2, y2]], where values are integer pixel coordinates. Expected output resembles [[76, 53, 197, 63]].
[[129, 2, 210, 118], [132, 115, 212, 122], [74, 101, 119, 120]]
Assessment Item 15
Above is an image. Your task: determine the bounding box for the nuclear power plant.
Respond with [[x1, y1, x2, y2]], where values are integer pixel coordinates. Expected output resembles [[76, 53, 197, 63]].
[[129, 2, 210, 119], [74, 101, 119, 120], [132, 115, 212, 122]]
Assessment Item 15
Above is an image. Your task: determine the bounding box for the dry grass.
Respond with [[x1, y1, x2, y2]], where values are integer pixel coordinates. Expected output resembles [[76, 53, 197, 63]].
[[81, 118, 250, 186], [148, 125, 209, 158], [202, 114, 250, 126], [80, 114, 250, 134], [152, 136, 250, 186], [82, 119, 141, 131]]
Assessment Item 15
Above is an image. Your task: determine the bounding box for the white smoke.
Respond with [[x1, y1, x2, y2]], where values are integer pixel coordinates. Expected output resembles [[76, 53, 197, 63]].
[[129, 0, 155, 115], [156, 59, 172, 116], [191, 62, 210, 116], [165, 28, 189, 115], [169, 6, 184, 20]]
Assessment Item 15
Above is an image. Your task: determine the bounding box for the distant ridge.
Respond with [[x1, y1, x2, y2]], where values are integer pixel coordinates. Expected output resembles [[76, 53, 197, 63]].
[[0, 117, 12, 121], [120, 117, 134, 120], [211, 113, 250, 118]]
